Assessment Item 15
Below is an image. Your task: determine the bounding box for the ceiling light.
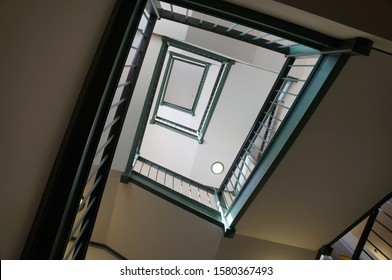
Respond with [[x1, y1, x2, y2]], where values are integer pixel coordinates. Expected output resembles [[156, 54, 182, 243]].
[[211, 162, 224, 174]]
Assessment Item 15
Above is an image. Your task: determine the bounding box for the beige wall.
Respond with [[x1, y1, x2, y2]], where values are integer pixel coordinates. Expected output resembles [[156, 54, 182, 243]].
[[275, 0, 392, 41], [91, 170, 121, 243], [105, 181, 223, 259], [0, 0, 116, 259], [216, 234, 317, 260], [91, 170, 318, 259]]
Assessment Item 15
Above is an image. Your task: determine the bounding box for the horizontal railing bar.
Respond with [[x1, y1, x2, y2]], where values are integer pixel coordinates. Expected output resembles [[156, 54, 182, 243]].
[[235, 162, 249, 182], [64, 240, 77, 260], [379, 208, 392, 220], [278, 43, 300, 48], [79, 176, 102, 211], [197, 186, 202, 203], [86, 154, 108, 183], [110, 98, 126, 109], [375, 219, 392, 234], [361, 248, 374, 260], [117, 81, 131, 88], [213, 19, 221, 28], [252, 33, 269, 40], [247, 140, 264, 155], [371, 229, 392, 248], [260, 122, 278, 132], [265, 38, 285, 45], [69, 197, 96, 240], [228, 177, 238, 196], [222, 188, 232, 204], [136, 157, 214, 192], [243, 149, 257, 165], [248, 136, 268, 150], [275, 90, 298, 97], [146, 164, 152, 177], [265, 112, 283, 122], [289, 64, 316, 67], [72, 241, 84, 260], [227, 185, 236, 202], [199, 14, 205, 24], [270, 101, 291, 110], [240, 28, 253, 36], [71, 220, 89, 260], [94, 135, 114, 158], [103, 116, 120, 133], [282, 77, 306, 82], [137, 28, 146, 36], [189, 184, 193, 199], [143, 11, 151, 22], [139, 161, 145, 173], [241, 157, 253, 173], [155, 116, 198, 133], [226, 23, 238, 32], [231, 171, 244, 189], [124, 64, 137, 68], [366, 239, 390, 260], [206, 191, 212, 207]]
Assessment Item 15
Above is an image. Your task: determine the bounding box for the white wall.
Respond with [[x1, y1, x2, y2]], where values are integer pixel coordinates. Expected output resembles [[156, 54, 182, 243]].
[[0, 0, 116, 259]]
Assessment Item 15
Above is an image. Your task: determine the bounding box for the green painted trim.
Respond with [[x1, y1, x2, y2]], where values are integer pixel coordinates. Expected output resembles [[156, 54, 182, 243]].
[[170, 51, 213, 67], [224, 54, 350, 229], [159, 51, 211, 115], [147, 37, 233, 144], [154, 116, 200, 141], [129, 171, 224, 229], [162, 36, 235, 63], [123, 39, 169, 178], [197, 62, 233, 143], [150, 50, 174, 122], [159, 9, 292, 55], [161, 0, 340, 51], [289, 45, 320, 56]]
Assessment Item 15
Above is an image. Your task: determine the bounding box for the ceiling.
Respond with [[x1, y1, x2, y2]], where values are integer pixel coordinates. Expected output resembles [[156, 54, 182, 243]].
[[60, 0, 392, 259], [236, 49, 392, 250], [112, 0, 392, 251], [217, 0, 392, 250], [225, 0, 392, 53]]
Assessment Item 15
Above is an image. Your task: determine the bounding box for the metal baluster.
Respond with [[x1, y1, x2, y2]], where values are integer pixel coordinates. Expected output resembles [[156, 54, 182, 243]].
[[240, 28, 253, 36], [226, 23, 238, 32]]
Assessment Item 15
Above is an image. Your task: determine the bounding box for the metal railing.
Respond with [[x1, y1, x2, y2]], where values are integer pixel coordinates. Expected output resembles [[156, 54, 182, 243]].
[[352, 196, 392, 260], [218, 55, 320, 214], [120, 1, 354, 234], [133, 157, 218, 210], [158, 1, 318, 56], [63, 3, 156, 260]]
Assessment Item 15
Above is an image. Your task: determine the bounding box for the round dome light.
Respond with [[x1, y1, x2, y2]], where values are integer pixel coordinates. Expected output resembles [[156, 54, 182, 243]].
[[211, 162, 224, 174]]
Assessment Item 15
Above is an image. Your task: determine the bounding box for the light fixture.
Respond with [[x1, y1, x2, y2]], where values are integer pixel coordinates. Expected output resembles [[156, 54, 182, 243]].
[[211, 162, 224, 174]]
